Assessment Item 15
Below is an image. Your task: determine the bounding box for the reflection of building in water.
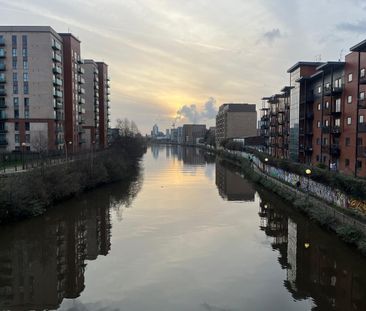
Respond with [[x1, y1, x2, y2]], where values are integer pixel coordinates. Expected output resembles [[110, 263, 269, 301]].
[[258, 196, 366, 310], [0, 203, 111, 310], [151, 144, 160, 159], [215, 161, 255, 202], [182, 147, 206, 165]]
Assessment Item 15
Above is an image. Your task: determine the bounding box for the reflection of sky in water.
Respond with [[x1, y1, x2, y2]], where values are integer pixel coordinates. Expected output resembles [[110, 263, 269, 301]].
[[59, 146, 312, 311]]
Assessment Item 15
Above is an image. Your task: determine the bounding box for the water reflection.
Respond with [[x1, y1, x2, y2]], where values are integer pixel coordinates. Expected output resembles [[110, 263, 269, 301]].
[[257, 187, 366, 311], [0, 174, 142, 311], [215, 160, 255, 202]]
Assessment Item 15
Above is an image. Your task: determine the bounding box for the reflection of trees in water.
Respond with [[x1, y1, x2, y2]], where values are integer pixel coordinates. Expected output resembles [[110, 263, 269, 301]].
[[256, 186, 366, 311], [0, 164, 143, 311], [109, 168, 144, 222]]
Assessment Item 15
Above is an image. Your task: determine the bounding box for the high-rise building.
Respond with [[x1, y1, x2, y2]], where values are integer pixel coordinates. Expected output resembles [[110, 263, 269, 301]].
[[182, 124, 206, 145], [215, 103, 257, 147], [96, 62, 110, 148], [59, 33, 86, 152], [0, 26, 65, 152], [82, 59, 100, 149]]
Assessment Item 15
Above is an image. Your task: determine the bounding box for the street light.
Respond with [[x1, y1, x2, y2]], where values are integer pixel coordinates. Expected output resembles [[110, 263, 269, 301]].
[[264, 157, 269, 176], [305, 168, 312, 204]]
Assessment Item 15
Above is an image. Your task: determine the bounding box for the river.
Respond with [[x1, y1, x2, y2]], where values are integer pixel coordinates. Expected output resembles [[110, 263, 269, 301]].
[[0, 145, 365, 311]]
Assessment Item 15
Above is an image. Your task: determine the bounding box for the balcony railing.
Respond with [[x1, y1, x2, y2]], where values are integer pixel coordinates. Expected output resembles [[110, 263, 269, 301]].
[[306, 112, 314, 119], [78, 87, 85, 95], [0, 89, 6, 96], [0, 113, 7, 120], [0, 126, 8, 133], [53, 77, 63, 87], [52, 40, 62, 50], [0, 38, 5, 46], [53, 89, 63, 98], [359, 98, 366, 109], [358, 146, 366, 158], [0, 63, 5, 71], [0, 76, 5, 83], [360, 76, 366, 85], [78, 97, 85, 105], [53, 99, 63, 110], [322, 126, 330, 134], [358, 123, 366, 133], [324, 85, 343, 96], [331, 126, 341, 135], [0, 51, 6, 58], [0, 139, 8, 145], [330, 144, 341, 157], [78, 66, 85, 74], [53, 66, 62, 75], [52, 53, 62, 63]]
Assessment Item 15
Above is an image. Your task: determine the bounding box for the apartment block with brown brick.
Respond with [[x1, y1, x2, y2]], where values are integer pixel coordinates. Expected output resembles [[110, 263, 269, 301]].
[[0, 26, 65, 152], [59, 33, 86, 153]]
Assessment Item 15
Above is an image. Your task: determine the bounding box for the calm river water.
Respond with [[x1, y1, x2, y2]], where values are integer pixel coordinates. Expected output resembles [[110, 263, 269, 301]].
[[0, 145, 366, 311]]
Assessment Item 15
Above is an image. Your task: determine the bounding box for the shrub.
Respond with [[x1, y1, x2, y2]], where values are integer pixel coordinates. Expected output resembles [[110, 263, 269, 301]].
[[336, 225, 363, 244]]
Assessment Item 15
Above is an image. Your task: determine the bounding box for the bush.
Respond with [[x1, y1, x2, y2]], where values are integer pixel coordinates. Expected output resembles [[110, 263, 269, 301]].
[[336, 225, 363, 244]]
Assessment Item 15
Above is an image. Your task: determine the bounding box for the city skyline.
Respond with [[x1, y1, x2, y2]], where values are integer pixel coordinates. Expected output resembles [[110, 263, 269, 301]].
[[1, 0, 366, 133]]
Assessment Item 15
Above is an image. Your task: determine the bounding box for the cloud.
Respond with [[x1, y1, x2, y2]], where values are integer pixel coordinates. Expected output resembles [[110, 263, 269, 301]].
[[336, 20, 366, 33], [175, 97, 217, 124], [260, 28, 282, 43]]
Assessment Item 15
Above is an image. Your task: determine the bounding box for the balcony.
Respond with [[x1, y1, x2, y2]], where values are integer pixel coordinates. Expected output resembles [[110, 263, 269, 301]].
[[79, 138, 86, 144], [78, 97, 85, 105], [358, 123, 366, 133], [0, 51, 5, 58], [52, 53, 62, 63], [305, 146, 313, 154], [53, 66, 62, 75], [53, 89, 63, 98], [77, 58, 84, 65], [359, 98, 366, 109], [0, 113, 7, 120], [78, 126, 85, 133], [358, 146, 366, 158], [78, 117, 85, 124], [0, 139, 8, 146], [0, 38, 5, 46], [53, 77, 63, 87], [78, 66, 85, 74], [78, 87, 85, 95], [322, 144, 330, 153], [305, 131, 313, 136], [53, 99, 63, 110], [330, 144, 341, 157], [0, 76, 5, 84], [0, 89, 6, 96], [78, 108, 86, 114], [306, 112, 314, 119], [324, 85, 343, 96], [52, 40, 62, 51], [0, 126, 8, 133], [0, 63, 5, 71], [360, 75, 366, 85], [0, 101, 7, 109], [331, 126, 341, 135], [77, 77, 85, 84], [55, 112, 63, 121], [322, 126, 330, 134]]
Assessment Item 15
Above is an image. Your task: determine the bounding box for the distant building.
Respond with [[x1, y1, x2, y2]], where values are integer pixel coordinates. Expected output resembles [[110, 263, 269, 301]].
[[170, 128, 178, 143], [151, 124, 159, 138], [182, 124, 206, 145], [216, 103, 257, 147], [177, 126, 183, 144]]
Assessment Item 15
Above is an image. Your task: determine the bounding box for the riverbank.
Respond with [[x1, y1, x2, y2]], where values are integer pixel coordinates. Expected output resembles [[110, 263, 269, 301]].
[[214, 148, 366, 255], [0, 137, 146, 224]]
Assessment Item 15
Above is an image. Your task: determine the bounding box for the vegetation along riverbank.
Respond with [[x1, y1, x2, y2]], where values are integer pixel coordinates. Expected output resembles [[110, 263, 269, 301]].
[[214, 149, 366, 256], [0, 134, 146, 224]]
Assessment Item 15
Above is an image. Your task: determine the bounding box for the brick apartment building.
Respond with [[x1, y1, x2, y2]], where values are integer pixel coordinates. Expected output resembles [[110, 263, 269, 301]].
[[216, 103, 257, 147], [0, 26, 111, 153], [261, 38, 366, 177], [182, 124, 206, 144]]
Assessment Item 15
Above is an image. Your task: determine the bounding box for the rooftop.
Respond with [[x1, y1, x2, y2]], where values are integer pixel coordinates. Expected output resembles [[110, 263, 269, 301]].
[[0, 25, 61, 40], [350, 39, 366, 52], [219, 103, 256, 113], [287, 61, 324, 73]]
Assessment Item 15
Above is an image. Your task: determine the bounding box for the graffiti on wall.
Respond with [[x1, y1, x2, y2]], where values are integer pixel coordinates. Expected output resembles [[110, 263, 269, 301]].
[[348, 199, 366, 214]]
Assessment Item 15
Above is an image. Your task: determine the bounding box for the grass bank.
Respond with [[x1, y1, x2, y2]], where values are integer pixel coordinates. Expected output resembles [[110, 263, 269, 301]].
[[217, 150, 366, 256], [0, 136, 146, 223]]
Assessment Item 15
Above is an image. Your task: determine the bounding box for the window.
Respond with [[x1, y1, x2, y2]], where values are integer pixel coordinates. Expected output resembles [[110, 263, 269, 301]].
[[12, 59, 16, 69], [323, 156, 327, 163], [358, 137, 363, 146], [334, 78, 342, 88], [361, 68, 365, 78], [25, 134, 30, 143], [25, 122, 30, 131], [316, 138, 320, 145], [12, 48, 17, 57], [360, 115, 365, 123], [317, 121, 321, 128], [347, 117, 352, 125], [14, 122, 19, 131], [12, 72, 17, 82], [316, 155, 320, 161], [13, 82, 18, 95], [323, 137, 328, 145], [14, 109, 19, 119], [14, 134, 19, 143], [23, 72, 28, 82], [348, 95, 352, 104], [318, 86, 322, 94], [22, 35, 27, 47], [13, 97, 19, 107], [317, 103, 321, 110], [325, 119, 329, 127], [24, 82, 29, 94], [345, 137, 350, 146], [325, 101, 329, 109], [335, 98, 341, 112], [357, 160, 363, 170], [335, 118, 341, 126], [23, 61, 28, 70], [348, 73, 353, 82], [360, 92, 365, 100], [12, 35, 17, 47], [345, 159, 350, 167], [24, 98, 29, 118]]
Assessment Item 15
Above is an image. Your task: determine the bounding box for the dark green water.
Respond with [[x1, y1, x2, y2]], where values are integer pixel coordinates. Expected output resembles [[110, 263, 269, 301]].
[[0, 145, 365, 311]]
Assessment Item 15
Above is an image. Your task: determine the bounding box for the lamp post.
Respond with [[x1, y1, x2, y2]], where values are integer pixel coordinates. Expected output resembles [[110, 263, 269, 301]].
[[65, 141, 73, 162], [21, 142, 26, 170], [264, 157, 269, 177], [305, 168, 312, 205]]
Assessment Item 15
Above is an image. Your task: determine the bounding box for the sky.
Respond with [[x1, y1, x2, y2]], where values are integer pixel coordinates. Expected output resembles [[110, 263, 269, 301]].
[[1, 0, 366, 134]]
